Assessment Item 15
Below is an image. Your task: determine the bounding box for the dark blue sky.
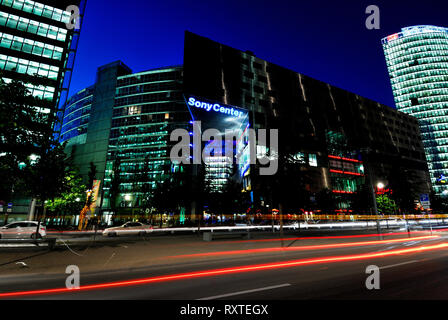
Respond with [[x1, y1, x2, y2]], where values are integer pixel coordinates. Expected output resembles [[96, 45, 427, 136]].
[[69, 0, 448, 108]]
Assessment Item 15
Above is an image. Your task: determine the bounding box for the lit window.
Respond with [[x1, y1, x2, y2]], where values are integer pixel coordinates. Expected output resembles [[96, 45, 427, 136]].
[[309, 154, 317, 167]]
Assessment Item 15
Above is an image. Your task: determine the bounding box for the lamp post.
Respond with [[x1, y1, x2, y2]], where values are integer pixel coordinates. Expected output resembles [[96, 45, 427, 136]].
[[362, 148, 382, 240]]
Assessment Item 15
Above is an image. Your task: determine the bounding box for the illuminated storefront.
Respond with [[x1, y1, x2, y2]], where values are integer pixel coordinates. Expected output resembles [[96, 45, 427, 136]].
[[185, 95, 249, 191]]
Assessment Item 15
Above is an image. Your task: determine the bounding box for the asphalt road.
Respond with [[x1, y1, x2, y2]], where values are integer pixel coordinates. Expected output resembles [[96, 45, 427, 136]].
[[1, 228, 448, 300]]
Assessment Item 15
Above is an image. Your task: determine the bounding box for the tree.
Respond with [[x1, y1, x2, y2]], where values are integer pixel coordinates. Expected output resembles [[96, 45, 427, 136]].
[[45, 169, 86, 224], [0, 75, 73, 219], [0, 76, 46, 202], [376, 194, 398, 214], [25, 139, 72, 218]]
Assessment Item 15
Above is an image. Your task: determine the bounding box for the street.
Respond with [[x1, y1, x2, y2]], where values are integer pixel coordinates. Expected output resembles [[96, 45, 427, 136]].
[[1, 228, 448, 299]]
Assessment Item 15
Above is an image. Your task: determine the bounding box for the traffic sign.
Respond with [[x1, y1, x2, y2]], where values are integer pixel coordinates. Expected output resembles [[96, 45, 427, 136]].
[[420, 194, 430, 209]]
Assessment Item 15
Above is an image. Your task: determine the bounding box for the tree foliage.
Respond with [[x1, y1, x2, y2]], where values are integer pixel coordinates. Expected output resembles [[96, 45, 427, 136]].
[[0, 75, 73, 206], [45, 169, 86, 216], [376, 194, 398, 214]]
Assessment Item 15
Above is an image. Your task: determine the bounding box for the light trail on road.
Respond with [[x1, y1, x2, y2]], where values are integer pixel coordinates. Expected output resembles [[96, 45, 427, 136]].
[[222, 229, 448, 244], [168, 235, 439, 258], [1, 241, 448, 299]]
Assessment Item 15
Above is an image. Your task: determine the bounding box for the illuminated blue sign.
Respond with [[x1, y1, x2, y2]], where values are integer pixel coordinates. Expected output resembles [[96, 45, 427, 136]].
[[188, 97, 246, 118]]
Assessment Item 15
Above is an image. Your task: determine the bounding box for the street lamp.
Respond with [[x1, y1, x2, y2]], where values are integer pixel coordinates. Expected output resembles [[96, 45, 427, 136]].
[[377, 182, 385, 190], [361, 148, 382, 239], [124, 194, 132, 208]]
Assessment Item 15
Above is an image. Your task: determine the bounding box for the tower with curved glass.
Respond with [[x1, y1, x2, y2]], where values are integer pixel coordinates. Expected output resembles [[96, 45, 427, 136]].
[[382, 25, 448, 196]]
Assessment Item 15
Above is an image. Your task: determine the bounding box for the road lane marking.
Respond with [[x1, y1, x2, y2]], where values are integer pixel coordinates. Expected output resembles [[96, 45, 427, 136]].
[[103, 253, 116, 267], [379, 260, 419, 270], [197, 283, 291, 300]]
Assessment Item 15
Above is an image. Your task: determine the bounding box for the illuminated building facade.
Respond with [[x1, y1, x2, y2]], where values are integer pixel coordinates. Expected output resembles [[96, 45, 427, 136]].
[[104, 66, 188, 219], [382, 25, 448, 196], [0, 0, 86, 220], [0, 0, 86, 119], [184, 31, 431, 212], [59, 31, 432, 225], [61, 62, 188, 224]]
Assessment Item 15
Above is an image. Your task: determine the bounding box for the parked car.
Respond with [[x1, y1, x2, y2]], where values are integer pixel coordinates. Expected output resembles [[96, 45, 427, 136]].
[[0, 221, 46, 239], [102, 222, 153, 237]]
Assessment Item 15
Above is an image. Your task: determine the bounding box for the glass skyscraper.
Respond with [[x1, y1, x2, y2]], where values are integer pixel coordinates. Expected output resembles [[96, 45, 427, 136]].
[[0, 0, 86, 117], [382, 25, 448, 196], [0, 0, 86, 220]]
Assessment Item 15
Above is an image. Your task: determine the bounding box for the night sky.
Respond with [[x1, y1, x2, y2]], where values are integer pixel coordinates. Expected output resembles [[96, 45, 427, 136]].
[[69, 0, 448, 108]]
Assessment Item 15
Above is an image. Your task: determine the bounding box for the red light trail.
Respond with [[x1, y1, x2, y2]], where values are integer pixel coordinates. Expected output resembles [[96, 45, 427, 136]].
[[1, 241, 447, 298], [168, 235, 439, 258], [222, 229, 448, 244]]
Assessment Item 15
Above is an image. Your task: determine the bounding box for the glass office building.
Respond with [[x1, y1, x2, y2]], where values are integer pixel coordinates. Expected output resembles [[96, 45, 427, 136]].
[[382, 25, 448, 196], [61, 63, 189, 224], [104, 66, 187, 212], [60, 85, 93, 145], [186, 31, 431, 212], [59, 32, 433, 225], [0, 0, 86, 220], [0, 0, 86, 116]]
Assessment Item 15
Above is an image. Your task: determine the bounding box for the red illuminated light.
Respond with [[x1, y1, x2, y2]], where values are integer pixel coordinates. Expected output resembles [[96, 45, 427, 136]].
[[329, 169, 363, 176], [225, 229, 448, 244], [332, 190, 355, 194], [169, 235, 438, 259], [328, 155, 362, 163], [1, 242, 447, 298], [387, 33, 399, 41]]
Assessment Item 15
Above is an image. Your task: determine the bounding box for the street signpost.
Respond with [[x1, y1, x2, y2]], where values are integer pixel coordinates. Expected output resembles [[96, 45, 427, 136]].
[[420, 194, 430, 209]]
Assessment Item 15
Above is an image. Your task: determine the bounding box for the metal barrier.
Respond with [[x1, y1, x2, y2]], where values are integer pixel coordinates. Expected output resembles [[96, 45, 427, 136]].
[[0, 238, 56, 249]]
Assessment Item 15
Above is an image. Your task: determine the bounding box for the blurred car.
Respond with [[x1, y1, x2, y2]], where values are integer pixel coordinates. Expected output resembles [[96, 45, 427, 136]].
[[0, 221, 46, 239], [102, 221, 153, 237]]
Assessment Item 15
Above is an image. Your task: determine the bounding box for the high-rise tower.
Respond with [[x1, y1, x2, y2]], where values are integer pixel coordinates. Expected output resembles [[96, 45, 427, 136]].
[[0, 0, 86, 127], [382, 25, 448, 196]]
